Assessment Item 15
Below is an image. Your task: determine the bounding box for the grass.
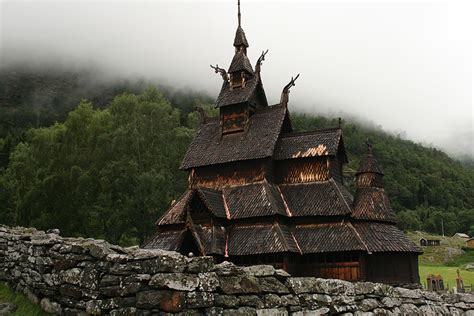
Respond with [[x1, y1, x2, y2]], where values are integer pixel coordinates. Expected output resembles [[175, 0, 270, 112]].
[[407, 231, 474, 291], [407, 231, 469, 266], [419, 265, 474, 291], [0, 282, 47, 316]]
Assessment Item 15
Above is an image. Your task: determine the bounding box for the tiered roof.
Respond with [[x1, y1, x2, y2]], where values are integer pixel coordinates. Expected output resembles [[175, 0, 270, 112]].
[[352, 142, 397, 223], [145, 1, 420, 261]]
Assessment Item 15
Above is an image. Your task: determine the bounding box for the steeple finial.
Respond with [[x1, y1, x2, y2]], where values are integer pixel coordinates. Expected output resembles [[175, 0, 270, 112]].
[[238, 0, 241, 27]]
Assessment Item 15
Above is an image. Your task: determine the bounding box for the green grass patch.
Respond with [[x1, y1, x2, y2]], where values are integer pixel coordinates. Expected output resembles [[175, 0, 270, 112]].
[[419, 265, 474, 291], [0, 282, 47, 316], [407, 231, 472, 266], [445, 248, 474, 267]]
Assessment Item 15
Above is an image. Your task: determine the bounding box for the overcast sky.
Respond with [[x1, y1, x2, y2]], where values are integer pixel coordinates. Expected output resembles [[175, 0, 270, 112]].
[[1, 0, 473, 158]]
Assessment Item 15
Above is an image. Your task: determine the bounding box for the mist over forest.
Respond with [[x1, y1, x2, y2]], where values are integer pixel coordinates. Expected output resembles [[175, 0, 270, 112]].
[[1, 1, 472, 160]]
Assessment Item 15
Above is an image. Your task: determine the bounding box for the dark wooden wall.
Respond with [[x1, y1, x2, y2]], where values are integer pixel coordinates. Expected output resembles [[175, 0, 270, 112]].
[[329, 155, 344, 184], [288, 252, 362, 281], [190, 160, 267, 189], [364, 253, 419, 284]]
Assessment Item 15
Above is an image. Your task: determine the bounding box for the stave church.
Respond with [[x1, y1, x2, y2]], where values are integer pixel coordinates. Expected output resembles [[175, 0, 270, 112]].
[[143, 1, 421, 285]]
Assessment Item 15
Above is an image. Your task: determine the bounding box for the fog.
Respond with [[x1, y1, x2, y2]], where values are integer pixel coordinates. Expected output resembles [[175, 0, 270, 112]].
[[1, 0, 472, 158]]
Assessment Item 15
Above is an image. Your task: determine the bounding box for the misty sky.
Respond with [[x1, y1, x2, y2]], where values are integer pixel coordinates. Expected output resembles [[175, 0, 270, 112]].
[[1, 0, 473, 158]]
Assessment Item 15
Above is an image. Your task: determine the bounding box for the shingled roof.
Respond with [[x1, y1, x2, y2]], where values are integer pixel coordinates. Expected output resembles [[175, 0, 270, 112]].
[[197, 188, 227, 218], [180, 104, 287, 169], [215, 74, 261, 107], [352, 187, 396, 223], [223, 182, 287, 219], [234, 26, 249, 47], [228, 51, 253, 74], [227, 223, 300, 255], [353, 223, 421, 253], [291, 223, 366, 253], [155, 190, 192, 225], [274, 128, 345, 160], [279, 179, 353, 217], [356, 150, 383, 175], [142, 230, 183, 251]]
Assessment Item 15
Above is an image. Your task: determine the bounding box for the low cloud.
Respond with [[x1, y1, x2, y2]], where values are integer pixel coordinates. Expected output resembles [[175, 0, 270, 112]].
[[1, 0, 472, 158]]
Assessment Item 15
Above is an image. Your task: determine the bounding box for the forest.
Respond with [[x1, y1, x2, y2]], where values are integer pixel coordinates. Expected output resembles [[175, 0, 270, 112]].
[[0, 66, 473, 245]]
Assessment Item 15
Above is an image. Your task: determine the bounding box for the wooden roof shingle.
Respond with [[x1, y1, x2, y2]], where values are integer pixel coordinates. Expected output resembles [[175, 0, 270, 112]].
[[155, 190, 192, 225], [197, 188, 227, 218], [279, 179, 353, 217], [228, 51, 253, 74], [142, 230, 183, 251], [228, 223, 300, 255], [215, 75, 260, 107], [352, 187, 396, 223], [180, 104, 287, 169], [291, 223, 366, 253], [274, 128, 344, 160], [223, 182, 287, 219], [356, 152, 383, 175], [233, 26, 249, 47], [353, 223, 421, 253]]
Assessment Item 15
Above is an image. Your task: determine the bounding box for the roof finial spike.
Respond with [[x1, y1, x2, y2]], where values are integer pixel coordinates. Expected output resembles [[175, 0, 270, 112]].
[[280, 74, 300, 107], [238, 0, 241, 27]]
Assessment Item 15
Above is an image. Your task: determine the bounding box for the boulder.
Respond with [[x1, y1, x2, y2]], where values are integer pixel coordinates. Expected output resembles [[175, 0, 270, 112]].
[[40, 298, 62, 314]]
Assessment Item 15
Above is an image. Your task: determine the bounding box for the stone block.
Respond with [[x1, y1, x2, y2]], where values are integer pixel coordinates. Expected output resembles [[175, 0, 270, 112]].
[[136, 290, 185, 312], [149, 273, 199, 291], [219, 275, 262, 294], [259, 276, 289, 294]]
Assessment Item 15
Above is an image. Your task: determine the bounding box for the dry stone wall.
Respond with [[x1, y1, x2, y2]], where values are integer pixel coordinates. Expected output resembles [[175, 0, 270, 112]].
[[0, 225, 473, 315]]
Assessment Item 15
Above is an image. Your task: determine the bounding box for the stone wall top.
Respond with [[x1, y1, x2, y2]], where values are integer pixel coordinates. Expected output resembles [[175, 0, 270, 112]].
[[0, 225, 473, 315]]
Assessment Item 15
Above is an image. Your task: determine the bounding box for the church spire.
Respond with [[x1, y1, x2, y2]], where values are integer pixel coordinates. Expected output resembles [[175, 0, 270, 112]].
[[233, 0, 249, 50], [352, 140, 396, 223], [356, 139, 384, 177]]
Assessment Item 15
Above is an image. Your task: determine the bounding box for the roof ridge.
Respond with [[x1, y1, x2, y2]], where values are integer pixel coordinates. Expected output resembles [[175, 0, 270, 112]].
[[279, 127, 341, 138], [294, 222, 344, 228], [347, 221, 371, 254], [289, 230, 302, 254], [273, 222, 292, 253], [278, 180, 332, 188], [263, 181, 288, 217], [276, 185, 293, 217], [155, 190, 193, 225], [330, 179, 353, 214]]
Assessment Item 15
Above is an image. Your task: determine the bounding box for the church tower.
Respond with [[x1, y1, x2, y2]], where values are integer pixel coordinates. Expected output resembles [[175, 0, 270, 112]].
[[213, 0, 268, 134]]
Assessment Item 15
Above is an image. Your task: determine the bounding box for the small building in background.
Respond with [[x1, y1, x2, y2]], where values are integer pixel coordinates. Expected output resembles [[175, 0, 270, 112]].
[[466, 238, 474, 248], [420, 238, 440, 247], [453, 233, 470, 239]]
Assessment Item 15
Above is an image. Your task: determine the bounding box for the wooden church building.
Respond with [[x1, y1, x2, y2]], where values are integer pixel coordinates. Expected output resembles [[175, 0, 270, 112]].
[[143, 1, 421, 285]]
